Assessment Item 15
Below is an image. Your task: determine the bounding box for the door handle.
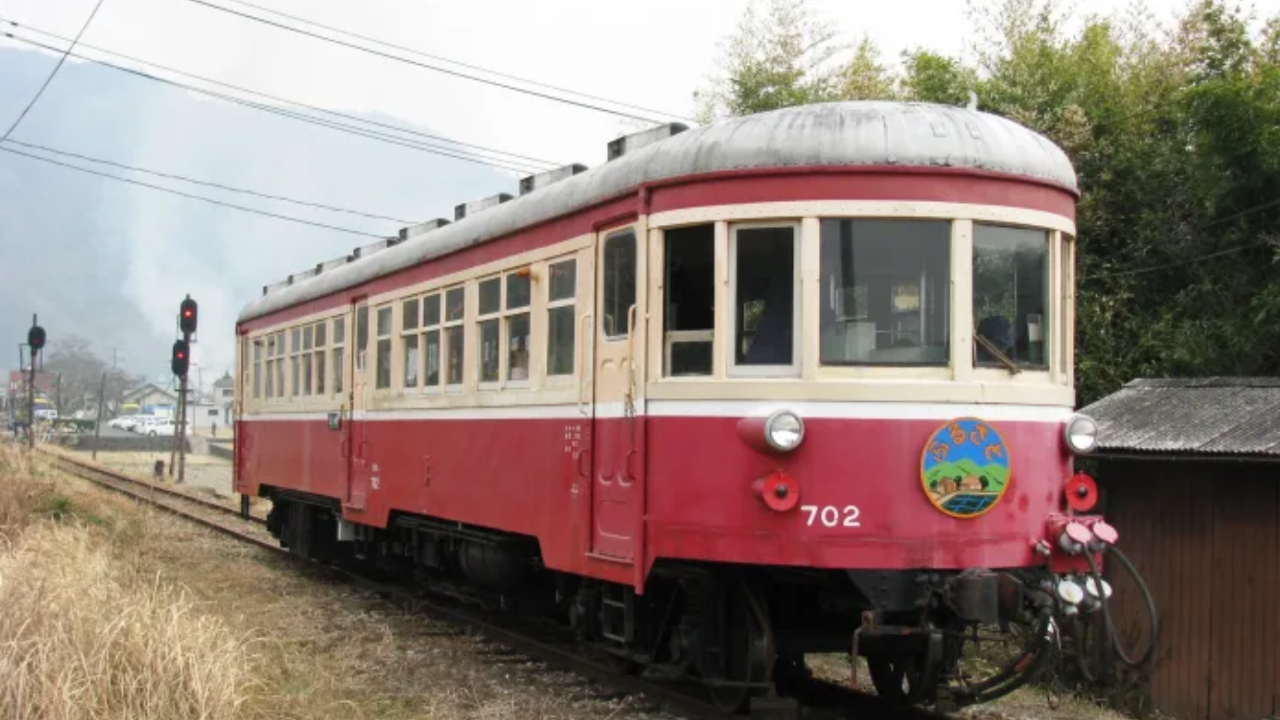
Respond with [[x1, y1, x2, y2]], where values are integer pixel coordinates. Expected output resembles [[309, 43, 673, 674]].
[[357, 440, 369, 460], [576, 447, 590, 478], [340, 439, 350, 458]]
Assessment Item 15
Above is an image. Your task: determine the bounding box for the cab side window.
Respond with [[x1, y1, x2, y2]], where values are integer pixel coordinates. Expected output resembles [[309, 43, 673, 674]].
[[602, 229, 636, 339]]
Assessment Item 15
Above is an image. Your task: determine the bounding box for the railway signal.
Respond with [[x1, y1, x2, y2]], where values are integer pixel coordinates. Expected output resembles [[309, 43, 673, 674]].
[[27, 323, 45, 353], [179, 295, 198, 336], [171, 339, 190, 377], [23, 314, 45, 449], [170, 295, 197, 486]]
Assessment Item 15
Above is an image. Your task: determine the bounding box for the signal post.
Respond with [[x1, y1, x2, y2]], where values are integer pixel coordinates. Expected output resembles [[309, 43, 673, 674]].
[[170, 296, 197, 484], [24, 315, 46, 450]]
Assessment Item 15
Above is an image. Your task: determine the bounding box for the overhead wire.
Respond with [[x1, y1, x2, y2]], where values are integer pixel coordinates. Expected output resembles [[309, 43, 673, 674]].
[[1, 0, 107, 142], [182, 0, 681, 125], [3, 19, 563, 169], [216, 0, 694, 124], [3, 33, 549, 174], [1, 145, 386, 238], [1080, 196, 1280, 282], [2, 138, 415, 224]]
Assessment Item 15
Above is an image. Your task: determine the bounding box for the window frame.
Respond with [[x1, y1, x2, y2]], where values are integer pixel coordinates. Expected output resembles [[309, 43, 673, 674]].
[[970, 221, 1053, 374], [374, 305, 393, 390], [476, 275, 502, 390], [816, 217, 954, 368], [419, 292, 442, 395], [727, 220, 802, 378], [601, 228, 637, 342], [442, 285, 466, 392], [331, 316, 346, 398], [312, 320, 327, 396], [545, 256, 578, 382], [502, 269, 533, 389], [400, 297, 421, 391], [252, 338, 263, 400], [290, 328, 302, 398]]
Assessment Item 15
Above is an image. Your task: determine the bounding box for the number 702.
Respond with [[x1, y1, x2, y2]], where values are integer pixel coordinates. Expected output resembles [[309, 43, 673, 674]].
[[800, 505, 861, 528]]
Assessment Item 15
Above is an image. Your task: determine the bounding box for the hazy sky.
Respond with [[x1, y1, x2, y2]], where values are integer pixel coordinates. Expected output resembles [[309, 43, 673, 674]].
[[3, 0, 1276, 385], [6, 0, 1239, 171]]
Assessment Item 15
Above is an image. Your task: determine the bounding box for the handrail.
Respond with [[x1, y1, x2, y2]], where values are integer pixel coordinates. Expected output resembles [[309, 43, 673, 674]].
[[578, 311, 594, 416]]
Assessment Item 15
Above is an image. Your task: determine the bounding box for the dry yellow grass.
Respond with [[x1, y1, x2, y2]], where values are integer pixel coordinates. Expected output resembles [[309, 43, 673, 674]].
[[0, 445, 256, 720]]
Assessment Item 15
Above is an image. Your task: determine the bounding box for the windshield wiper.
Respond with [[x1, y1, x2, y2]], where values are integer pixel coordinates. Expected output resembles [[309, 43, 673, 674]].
[[974, 328, 1021, 375]]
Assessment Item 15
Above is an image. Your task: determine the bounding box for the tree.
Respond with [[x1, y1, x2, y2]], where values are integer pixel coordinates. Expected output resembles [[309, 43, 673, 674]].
[[698, 0, 1280, 407], [41, 334, 133, 416], [693, 0, 845, 123]]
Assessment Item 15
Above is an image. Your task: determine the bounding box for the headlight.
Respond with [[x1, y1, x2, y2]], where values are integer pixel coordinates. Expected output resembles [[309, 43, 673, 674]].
[[764, 410, 805, 452], [1064, 414, 1098, 454]]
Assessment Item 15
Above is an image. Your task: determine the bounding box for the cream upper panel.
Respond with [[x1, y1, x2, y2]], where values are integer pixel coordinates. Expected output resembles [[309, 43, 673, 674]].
[[241, 200, 1077, 416], [646, 201, 1076, 407]]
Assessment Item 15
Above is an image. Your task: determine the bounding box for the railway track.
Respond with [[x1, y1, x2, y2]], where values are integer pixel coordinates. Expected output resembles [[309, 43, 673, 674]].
[[37, 446, 955, 720]]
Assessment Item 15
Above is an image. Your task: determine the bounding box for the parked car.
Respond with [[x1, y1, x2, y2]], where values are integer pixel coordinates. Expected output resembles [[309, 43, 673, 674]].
[[108, 415, 139, 430], [146, 418, 188, 437]]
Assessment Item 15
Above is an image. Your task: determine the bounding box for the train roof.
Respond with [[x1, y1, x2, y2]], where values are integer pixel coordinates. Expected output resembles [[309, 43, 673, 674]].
[[238, 100, 1077, 324]]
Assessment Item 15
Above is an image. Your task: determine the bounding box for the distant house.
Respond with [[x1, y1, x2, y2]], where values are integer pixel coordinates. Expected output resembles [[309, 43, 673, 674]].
[[213, 370, 234, 424], [120, 383, 178, 416]]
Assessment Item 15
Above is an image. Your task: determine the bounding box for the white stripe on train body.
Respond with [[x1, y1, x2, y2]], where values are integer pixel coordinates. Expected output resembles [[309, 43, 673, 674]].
[[240, 400, 1074, 424]]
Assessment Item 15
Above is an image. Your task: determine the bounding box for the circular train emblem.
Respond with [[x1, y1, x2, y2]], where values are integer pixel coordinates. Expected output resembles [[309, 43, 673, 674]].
[[920, 418, 1012, 519]]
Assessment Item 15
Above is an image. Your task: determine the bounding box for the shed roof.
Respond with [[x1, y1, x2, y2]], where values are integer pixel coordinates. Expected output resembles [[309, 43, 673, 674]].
[[237, 100, 1077, 324], [1080, 377, 1280, 458]]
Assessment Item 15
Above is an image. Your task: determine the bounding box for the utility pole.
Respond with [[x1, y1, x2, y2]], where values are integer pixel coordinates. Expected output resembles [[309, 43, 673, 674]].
[[92, 371, 106, 461], [26, 315, 45, 450]]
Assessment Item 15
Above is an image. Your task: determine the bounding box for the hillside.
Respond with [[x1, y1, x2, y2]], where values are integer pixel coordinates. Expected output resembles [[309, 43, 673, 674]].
[[0, 45, 518, 379]]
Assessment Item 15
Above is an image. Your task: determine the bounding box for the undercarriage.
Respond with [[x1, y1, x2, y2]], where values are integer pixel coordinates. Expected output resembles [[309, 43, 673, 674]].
[[263, 492, 1154, 713]]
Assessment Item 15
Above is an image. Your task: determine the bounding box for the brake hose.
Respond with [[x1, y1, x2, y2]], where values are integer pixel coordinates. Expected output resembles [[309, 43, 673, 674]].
[[1084, 547, 1158, 668]]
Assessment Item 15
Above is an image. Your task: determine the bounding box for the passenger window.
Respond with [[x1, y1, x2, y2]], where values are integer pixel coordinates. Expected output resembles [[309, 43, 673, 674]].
[[443, 287, 465, 387], [375, 307, 392, 389], [301, 326, 313, 395], [314, 322, 326, 395], [733, 225, 797, 370], [290, 328, 302, 397], [663, 224, 715, 376], [255, 339, 265, 399], [547, 259, 576, 376], [973, 224, 1050, 369], [602, 229, 636, 339], [477, 277, 501, 384], [332, 317, 345, 395], [505, 271, 531, 383], [402, 298, 420, 388], [819, 220, 951, 365], [421, 293, 441, 389], [355, 305, 368, 372], [274, 332, 284, 397]]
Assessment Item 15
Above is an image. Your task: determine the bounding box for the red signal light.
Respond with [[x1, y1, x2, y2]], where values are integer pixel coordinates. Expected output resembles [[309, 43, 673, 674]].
[[179, 296, 198, 335], [171, 339, 190, 377]]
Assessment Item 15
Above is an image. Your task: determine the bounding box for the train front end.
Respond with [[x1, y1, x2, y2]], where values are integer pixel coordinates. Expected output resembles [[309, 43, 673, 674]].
[[635, 107, 1154, 709]]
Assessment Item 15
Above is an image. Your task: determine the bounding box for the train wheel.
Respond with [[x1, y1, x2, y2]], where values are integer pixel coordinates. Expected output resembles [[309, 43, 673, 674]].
[[708, 579, 771, 714]]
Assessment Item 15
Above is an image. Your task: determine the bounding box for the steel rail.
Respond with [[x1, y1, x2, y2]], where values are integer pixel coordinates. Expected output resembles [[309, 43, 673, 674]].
[[44, 449, 267, 525]]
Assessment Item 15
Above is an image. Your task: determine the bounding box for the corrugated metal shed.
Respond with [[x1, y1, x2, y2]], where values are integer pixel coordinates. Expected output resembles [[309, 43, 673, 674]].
[[1081, 377, 1280, 457], [1088, 377, 1280, 719]]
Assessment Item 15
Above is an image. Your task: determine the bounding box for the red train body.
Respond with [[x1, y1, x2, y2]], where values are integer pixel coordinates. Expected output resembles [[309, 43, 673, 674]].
[[233, 101, 1135, 710]]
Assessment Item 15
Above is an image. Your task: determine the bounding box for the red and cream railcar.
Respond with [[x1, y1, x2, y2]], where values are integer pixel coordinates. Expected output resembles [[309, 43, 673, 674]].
[[234, 101, 1131, 709]]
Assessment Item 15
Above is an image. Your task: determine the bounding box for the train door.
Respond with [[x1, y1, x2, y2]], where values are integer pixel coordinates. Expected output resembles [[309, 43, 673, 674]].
[[344, 300, 370, 512], [590, 224, 646, 561]]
